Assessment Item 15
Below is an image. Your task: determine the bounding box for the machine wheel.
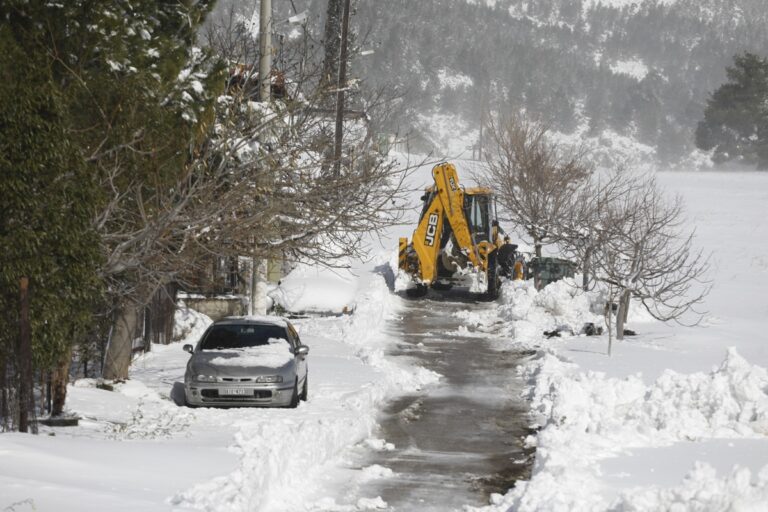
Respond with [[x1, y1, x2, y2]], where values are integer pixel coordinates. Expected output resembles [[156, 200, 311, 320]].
[[299, 376, 308, 402], [405, 284, 428, 298], [287, 379, 300, 408], [484, 252, 500, 301], [431, 281, 453, 291]]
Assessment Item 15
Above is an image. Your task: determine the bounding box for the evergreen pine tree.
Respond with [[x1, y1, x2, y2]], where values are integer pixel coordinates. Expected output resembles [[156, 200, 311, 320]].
[[695, 52, 768, 167], [0, 23, 102, 424]]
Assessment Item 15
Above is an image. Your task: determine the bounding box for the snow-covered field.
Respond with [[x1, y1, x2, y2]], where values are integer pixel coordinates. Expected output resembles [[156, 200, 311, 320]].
[[1, 165, 767, 512]]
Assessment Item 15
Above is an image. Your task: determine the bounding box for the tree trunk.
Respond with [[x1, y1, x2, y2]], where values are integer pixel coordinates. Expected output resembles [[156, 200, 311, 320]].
[[616, 289, 631, 341], [321, 0, 343, 90], [250, 259, 269, 316], [102, 303, 140, 381], [51, 346, 72, 417], [534, 239, 543, 290], [0, 349, 8, 429], [332, 0, 351, 175], [17, 277, 33, 433], [582, 246, 592, 291], [604, 293, 614, 357], [146, 283, 177, 346], [258, 0, 272, 103], [622, 292, 631, 324]]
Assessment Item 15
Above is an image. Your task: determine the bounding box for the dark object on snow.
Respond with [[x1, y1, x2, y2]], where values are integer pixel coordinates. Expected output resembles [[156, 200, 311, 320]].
[[623, 329, 637, 336], [527, 257, 576, 288], [37, 415, 80, 427], [582, 322, 604, 336], [544, 325, 574, 338], [96, 381, 115, 392]]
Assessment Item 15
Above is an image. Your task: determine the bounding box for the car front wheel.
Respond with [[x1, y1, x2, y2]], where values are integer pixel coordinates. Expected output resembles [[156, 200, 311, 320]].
[[300, 376, 308, 402], [288, 380, 299, 408]]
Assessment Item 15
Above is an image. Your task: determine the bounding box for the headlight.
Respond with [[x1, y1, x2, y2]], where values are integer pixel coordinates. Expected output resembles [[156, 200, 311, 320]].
[[254, 375, 283, 383], [196, 375, 218, 383]]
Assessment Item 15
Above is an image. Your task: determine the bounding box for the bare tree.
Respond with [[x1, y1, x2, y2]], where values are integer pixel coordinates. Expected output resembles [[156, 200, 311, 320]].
[[480, 113, 593, 288], [593, 177, 711, 341], [97, 4, 418, 380], [556, 167, 639, 291]]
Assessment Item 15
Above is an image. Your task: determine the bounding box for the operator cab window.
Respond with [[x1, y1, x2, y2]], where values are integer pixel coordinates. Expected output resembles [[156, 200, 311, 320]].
[[467, 195, 490, 241]]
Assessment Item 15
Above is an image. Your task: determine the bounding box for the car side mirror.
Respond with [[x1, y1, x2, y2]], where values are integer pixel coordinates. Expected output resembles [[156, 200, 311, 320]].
[[183, 344, 194, 354], [295, 345, 309, 357]]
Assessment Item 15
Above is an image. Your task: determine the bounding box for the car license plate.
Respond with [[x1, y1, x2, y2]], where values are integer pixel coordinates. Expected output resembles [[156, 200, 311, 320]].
[[220, 388, 250, 396]]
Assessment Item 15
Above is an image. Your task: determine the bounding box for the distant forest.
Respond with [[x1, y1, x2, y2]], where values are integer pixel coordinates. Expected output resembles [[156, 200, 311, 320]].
[[216, 0, 768, 164]]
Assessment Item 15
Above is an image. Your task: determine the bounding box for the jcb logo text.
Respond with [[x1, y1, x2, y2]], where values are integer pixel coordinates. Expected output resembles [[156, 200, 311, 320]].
[[425, 213, 439, 246]]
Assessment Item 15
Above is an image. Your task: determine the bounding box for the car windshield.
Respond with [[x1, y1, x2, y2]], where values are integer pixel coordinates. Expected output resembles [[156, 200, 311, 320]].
[[199, 324, 289, 350]]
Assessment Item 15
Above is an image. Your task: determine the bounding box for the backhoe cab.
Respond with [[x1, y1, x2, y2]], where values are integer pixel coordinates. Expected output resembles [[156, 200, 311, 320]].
[[398, 162, 513, 299]]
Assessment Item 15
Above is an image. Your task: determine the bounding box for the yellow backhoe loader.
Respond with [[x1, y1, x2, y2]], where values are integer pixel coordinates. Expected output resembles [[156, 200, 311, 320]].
[[398, 162, 516, 299]]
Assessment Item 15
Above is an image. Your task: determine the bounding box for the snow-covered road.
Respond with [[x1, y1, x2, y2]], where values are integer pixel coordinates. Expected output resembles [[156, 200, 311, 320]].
[[326, 293, 533, 511]]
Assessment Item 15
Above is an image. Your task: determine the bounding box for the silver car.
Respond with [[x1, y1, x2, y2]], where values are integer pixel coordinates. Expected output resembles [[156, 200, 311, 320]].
[[183, 316, 309, 408]]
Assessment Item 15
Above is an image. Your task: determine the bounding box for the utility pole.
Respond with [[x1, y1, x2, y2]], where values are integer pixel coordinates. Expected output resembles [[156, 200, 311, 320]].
[[251, 0, 272, 316], [259, 0, 272, 103], [332, 0, 351, 175]]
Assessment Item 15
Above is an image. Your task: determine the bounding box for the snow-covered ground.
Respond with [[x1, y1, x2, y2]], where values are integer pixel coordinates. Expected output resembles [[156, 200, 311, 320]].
[[1, 163, 767, 512], [0, 268, 439, 512]]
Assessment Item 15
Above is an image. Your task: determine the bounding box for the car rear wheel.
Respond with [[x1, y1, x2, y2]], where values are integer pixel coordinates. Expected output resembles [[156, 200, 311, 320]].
[[300, 376, 308, 402]]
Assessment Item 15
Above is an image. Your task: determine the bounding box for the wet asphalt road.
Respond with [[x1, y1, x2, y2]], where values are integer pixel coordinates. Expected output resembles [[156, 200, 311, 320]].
[[354, 292, 534, 511]]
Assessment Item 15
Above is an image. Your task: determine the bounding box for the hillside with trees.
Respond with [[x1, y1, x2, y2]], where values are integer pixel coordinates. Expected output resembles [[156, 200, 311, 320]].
[[246, 0, 768, 166], [360, 0, 768, 166]]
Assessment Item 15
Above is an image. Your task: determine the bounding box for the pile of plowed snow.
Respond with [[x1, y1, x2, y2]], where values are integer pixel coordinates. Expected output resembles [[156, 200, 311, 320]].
[[475, 278, 768, 511], [496, 279, 602, 345]]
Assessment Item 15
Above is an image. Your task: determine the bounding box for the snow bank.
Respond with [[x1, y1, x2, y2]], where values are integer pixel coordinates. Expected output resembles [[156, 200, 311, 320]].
[[335, 276, 441, 393], [270, 262, 357, 314], [173, 303, 212, 342], [474, 347, 768, 511], [172, 274, 438, 512], [171, 411, 381, 511], [613, 462, 768, 511], [497, 279, 602, 345]]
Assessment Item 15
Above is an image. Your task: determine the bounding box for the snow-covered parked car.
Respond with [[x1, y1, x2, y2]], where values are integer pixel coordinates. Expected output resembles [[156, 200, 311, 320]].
[[183, 316, 309, 408]]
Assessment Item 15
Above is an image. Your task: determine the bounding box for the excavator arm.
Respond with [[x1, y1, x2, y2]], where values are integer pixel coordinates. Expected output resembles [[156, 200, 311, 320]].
[[405, 189, 446, 283], [400, 162, 493, 285], [431, 163, 484, 271]]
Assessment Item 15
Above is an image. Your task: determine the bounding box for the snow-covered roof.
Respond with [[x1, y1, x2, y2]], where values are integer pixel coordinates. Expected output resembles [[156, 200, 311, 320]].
[[217, 315, 288, 328]]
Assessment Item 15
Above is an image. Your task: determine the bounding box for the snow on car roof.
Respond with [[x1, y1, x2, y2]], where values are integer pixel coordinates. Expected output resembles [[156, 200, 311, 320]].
[[216, 315, 288, 328]]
